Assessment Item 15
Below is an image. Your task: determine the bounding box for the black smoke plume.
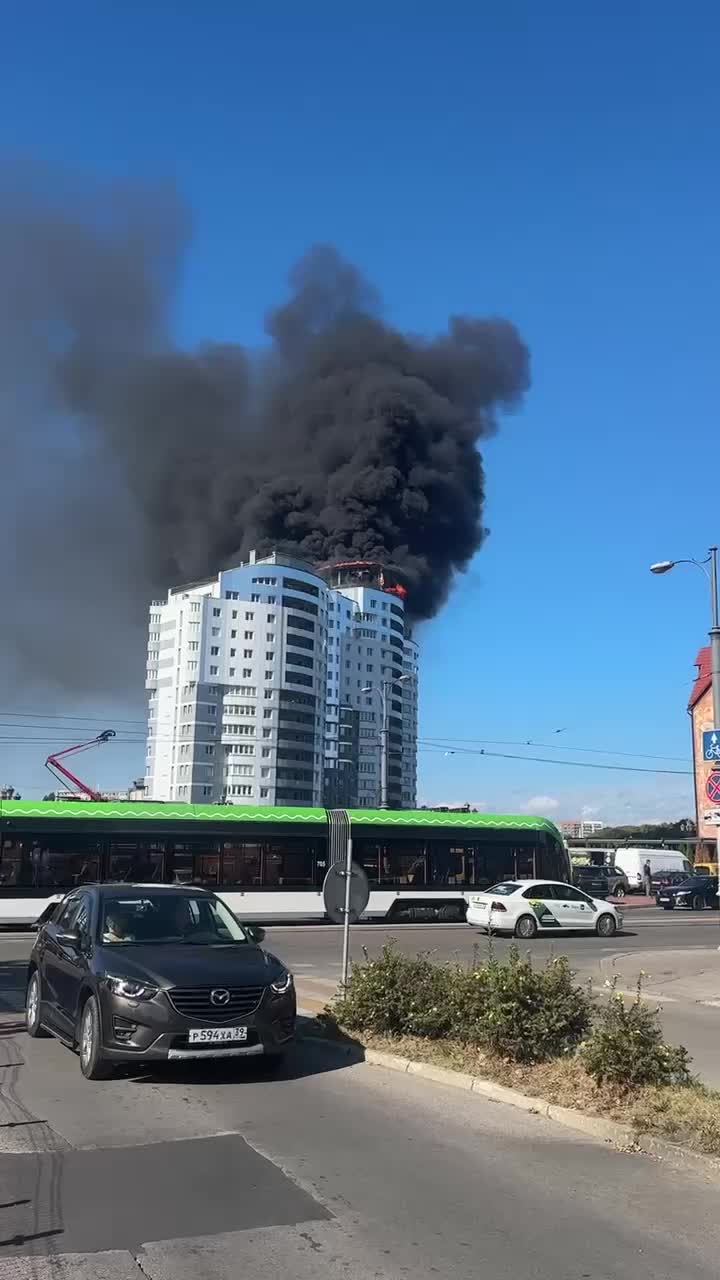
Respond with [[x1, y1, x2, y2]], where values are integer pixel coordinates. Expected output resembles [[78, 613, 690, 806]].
[[0, 170, 529, 699]]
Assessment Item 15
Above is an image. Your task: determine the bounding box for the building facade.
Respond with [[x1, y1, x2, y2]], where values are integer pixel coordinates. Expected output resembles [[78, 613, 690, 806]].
[[688, 645, 717, 843], [558, 819, 606, 840], [145, 553, 418, 809]]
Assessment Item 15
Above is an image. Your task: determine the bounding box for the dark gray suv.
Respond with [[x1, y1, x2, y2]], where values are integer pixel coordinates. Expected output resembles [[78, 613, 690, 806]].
[[25, 884, 295, 1080]]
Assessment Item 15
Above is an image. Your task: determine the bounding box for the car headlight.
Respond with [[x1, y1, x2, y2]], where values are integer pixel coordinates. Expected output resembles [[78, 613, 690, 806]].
[[105, 976, 159, 1001], [270, 971, 293, 995]]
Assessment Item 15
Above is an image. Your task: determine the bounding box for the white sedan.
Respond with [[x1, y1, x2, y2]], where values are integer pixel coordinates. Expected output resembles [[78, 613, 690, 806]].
[[466, 880, 623, 939]]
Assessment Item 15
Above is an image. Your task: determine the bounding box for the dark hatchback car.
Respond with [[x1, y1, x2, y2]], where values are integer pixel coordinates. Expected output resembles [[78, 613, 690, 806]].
[[656, 876, 719, 911], [25, 884, 296, 1080]]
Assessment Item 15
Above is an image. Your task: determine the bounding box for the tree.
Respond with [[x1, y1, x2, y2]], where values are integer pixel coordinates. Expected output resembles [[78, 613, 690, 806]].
[[0, 785, 21, 800]]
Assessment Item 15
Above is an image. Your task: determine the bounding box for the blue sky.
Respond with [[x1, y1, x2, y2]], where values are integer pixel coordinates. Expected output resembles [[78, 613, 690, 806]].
[[2, 1, 717, 820]]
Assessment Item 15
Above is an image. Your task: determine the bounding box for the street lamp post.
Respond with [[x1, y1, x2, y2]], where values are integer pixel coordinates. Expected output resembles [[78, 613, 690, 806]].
[[361, 675, 414, 810], [650, 547, 720, 897]]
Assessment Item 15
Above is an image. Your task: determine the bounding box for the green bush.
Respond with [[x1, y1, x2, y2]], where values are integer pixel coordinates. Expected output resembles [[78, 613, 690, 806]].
[[582, 986, 692, 1088], [331, 943, 591, 1062], [333, 943, 454, 1038], [467, 949, 591, 1064]]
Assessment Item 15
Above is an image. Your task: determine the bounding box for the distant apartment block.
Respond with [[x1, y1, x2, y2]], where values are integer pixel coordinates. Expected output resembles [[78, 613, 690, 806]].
[[558, 819, 606, 839]]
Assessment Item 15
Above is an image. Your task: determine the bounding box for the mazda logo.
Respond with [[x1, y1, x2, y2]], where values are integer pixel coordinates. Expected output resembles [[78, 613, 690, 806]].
[[210, 988, 231, 1006]]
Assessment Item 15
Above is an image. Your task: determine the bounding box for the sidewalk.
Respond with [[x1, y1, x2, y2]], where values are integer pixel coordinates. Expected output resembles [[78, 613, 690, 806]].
[[608, 895, 656, 908]]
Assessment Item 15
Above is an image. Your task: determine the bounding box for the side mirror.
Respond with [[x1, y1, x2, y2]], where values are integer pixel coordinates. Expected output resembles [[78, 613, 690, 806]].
[[246, 925, 265, 945], [56, 928, 81, 949]]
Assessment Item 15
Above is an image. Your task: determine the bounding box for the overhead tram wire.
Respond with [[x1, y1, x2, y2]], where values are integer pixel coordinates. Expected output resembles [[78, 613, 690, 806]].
[[418, 736, 688, 763], [416, 741, 691, 776]]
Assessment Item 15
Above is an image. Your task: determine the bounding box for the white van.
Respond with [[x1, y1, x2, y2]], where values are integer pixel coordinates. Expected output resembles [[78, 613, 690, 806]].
[[612, 848, 691, 892]]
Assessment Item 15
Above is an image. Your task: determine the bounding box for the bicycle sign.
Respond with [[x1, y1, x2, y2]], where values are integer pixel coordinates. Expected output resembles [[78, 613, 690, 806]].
[[705, 772, 720, 804], [703, 731, 720, 762]]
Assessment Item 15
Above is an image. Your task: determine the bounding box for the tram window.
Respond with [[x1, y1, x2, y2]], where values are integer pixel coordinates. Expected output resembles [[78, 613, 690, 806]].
[[108, 841, 164, 884], [0, 839, 24, 886], [428, 843, 469, 885], [514, 843, 537, 880], [169, 841, 221, 886], [264, 840, 315, 886], [474, 843, 516, 888], [380, 844, 426, 885], [10, 836, 103, 889], [352, 840, 380, 883], [222, 842, 262, 885]]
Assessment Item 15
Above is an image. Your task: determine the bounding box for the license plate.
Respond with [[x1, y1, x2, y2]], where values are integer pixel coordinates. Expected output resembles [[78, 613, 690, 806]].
[[188, 1027, 248, 1044]]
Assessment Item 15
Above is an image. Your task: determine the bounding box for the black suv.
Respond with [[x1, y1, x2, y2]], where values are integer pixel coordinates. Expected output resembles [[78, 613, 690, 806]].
[[572, 865, 628, 900], [25, 884, 296, 1079]]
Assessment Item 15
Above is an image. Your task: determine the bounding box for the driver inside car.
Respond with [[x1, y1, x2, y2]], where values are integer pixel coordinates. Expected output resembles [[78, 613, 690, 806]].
[[102, 911, 135, 944]]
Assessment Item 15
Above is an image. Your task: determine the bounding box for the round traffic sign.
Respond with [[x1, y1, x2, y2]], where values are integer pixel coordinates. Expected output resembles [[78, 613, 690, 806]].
[[706, 772, 720, 804], [322, 862, 370, 924]]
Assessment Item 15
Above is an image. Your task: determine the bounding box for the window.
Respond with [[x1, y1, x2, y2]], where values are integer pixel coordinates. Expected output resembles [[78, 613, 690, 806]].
[[260, 788, 269, 798], [244, 649, 253, 658], [230, 648, 236, 657], [204, 745, 215, 756], [266, 633, 275, 644], [263, 708, 273, 718], [261, 767, 270, 778], [251, 593, 260, 602], [262, 728, 272, 738], [264, 689, 273, 699], [268, 595, 276, 604], [210, 646, 219, 656], [244, 630, 253, 640], [265, 651, 274, 661], [366, 664, 373, 672], [221, 841, 262, 885], [262, 747, 271, 757], [265, 670, 273, 681], [187, 641, 199, 651], [231, 630, 237, 639], [267, 613, 275, 623], [213, 607, 221, 617], [232, 610, 238, 619], [228, 668, 235, 677], [208, 685, 219, 695], [210, 665, 218, 675], [242, 668, 252, 678], [283, 576, 320, 598], [212, 627, 220, 636]]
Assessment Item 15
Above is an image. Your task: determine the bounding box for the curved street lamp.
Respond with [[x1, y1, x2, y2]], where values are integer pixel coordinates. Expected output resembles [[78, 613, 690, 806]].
[[650, 547, 720, 921]]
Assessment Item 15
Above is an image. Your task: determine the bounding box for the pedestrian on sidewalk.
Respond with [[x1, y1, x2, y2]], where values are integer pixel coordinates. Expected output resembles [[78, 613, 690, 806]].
[[643, 859, 652, 896]]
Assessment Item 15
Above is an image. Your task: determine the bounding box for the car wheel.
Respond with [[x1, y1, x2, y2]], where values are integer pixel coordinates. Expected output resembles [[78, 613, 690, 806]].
[[691, 894, 705, 912], [25, 971, 50, 1038], [78, 996, 113, 1081], [612, 884, 625, 900], [596, 913, 617, 937], [514, 914, 538, 939]]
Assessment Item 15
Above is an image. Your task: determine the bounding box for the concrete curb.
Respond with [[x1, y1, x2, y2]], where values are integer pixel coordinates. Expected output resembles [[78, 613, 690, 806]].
[[299, 1030, 720, 1183]]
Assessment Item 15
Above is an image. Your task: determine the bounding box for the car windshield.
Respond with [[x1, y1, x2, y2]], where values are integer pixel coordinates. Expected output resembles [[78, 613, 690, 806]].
[[485, 883, 520, 896], [100, 894, 249, 945]]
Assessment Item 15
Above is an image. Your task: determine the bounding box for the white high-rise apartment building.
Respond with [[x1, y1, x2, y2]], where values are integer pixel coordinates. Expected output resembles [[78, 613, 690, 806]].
[[145, 552, 418, 809]]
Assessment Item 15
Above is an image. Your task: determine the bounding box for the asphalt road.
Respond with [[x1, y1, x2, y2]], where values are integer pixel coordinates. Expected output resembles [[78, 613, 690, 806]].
[[265, 907, 720, 979], [0, 975, 717, 1279]]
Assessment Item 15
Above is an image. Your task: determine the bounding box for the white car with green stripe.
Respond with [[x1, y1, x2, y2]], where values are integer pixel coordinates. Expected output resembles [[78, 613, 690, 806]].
[[466, 880, 623, 938]]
